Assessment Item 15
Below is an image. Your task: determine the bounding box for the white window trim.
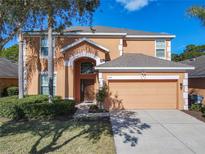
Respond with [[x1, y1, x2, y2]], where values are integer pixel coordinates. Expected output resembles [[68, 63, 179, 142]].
[[118, 39, 123, 56], [155, 39, 166, 60], [167, 41, 171, 61], [40, 71, 57, 95], [107, 75, 179, 80], [40, 36, 56, 59]]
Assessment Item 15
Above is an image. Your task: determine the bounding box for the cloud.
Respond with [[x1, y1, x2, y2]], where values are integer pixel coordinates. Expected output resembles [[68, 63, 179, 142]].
[[116, 0, 153, 11]]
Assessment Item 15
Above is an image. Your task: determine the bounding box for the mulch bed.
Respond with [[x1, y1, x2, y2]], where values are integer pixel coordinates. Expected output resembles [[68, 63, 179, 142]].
[[182, 110, 205, 123]]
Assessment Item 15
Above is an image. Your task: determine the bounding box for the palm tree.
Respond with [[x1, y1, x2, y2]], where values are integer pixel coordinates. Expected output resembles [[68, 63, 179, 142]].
[[188, 6, 205, 26], [36, 1, 100, 103], [47, 16, 54, 103], [18, 28, 24, 99]]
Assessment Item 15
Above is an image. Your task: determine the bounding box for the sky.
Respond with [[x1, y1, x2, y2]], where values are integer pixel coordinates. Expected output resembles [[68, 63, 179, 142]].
[[89, 0, 205, 54], [6, 0, 205, 54]]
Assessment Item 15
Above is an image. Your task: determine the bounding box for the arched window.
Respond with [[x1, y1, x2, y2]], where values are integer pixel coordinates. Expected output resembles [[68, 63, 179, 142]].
[[80, 62, 95, 74]]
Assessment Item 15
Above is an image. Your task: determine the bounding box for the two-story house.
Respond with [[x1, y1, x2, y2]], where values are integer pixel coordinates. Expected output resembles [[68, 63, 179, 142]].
[[23, 26, 193, 110]]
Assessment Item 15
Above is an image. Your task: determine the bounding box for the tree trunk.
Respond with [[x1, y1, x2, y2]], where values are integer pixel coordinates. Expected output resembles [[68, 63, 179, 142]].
[[18, 29, 24, 99], [18, 29, 24, 98], [48, 18, 54, 103]]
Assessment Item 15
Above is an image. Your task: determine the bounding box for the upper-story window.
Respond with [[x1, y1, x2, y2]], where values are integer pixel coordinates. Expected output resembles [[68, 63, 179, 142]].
[[156, 40, 166, 59], [40, 36, 55, 58], [80, 62, 95, 74]]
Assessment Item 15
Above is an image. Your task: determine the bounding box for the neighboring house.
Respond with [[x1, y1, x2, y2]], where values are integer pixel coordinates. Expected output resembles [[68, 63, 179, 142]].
[[23, 26, 193, 110], [181, 56, 205, 104], [0, 58, 18, 97]]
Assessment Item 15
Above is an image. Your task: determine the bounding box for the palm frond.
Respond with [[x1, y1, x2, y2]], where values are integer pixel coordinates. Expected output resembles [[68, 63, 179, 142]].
[[188, 6, 205, 26]]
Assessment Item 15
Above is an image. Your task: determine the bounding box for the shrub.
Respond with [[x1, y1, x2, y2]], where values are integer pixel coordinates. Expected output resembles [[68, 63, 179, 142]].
[[96, 84, 108, 109], [0, 103, 24, 119], [0, 95, 75, 120], [190, 103, 202, 112], [21, 100, 76, 119], [0, 95, 61, 105], [89, 104, 99, 113], [7, 87, 18, 96], [88, 104, 108, 113]]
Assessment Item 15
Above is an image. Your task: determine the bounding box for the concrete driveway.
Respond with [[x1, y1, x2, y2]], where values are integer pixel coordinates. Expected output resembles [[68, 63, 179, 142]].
[[110, 110, 205, 154]]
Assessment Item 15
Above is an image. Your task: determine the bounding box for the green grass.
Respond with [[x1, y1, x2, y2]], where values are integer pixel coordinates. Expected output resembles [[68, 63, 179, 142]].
[[0, 117, 116, 154]]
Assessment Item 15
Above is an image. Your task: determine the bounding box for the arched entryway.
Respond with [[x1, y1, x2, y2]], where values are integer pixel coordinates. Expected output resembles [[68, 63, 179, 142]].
[[74, 57, 97, 103]]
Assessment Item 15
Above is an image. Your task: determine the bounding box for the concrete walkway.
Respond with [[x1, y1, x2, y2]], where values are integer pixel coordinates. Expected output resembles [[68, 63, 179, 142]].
[[110, 110, 205, 154]]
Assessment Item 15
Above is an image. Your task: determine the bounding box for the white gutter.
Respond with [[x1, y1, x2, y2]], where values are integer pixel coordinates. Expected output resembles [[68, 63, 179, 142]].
[[95, 67, 195, 70], [25, 32, 127, 36], [24, 32, 175, 38], [126, 35, 176, 38], [64, 32, 127, 36]]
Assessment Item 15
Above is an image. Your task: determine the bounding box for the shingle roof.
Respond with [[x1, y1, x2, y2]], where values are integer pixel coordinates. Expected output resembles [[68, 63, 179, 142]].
[[25, 26, 174, 37], [0, 58, 18, 78], [180, 55, 205, 78], [96, 53, 193, 70], [65, 26, 171, 36]]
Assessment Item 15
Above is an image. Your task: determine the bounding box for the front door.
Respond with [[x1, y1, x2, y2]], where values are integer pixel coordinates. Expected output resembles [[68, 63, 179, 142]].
[[80, 79, 95, 102]]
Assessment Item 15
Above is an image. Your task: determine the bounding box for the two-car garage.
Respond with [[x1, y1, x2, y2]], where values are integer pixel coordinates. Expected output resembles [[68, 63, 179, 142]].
[[108, 80, 178, 109], [95, 53, 194, 110]]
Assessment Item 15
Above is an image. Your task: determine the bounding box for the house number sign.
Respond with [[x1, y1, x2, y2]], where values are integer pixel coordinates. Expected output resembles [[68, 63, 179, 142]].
[[140, 73, 146, 79]]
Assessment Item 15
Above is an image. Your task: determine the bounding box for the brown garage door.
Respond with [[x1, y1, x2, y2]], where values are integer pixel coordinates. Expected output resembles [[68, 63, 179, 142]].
[[108, 80, 177, 109]]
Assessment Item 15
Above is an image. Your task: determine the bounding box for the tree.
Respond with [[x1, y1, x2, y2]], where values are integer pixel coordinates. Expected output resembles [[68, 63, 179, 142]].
[[0, 1, 34, 99], [171, 53, 182, 62], [172, 44, 205, 62], [27, 0, 99, 103], [0, 44, 18, 61], [185, 44, 196, 52], [188, 6, 205, 26], [1, 0, 100, 101], [0, 0, 37, 50], [174, 7, 205, 62], [0, 0, 51, 99], [18, 29, 24, 98]]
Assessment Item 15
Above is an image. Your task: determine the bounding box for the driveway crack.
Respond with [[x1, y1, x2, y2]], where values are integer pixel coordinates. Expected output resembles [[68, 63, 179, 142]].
[[145, 110, 196, 154], [160, 124, 196, 154]]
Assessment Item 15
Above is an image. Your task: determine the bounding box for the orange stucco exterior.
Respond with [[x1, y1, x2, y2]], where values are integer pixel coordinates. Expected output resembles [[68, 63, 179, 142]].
[[24, 34, 187, 110], [25, 36, 107, 99], [124, 39, 171, 60]]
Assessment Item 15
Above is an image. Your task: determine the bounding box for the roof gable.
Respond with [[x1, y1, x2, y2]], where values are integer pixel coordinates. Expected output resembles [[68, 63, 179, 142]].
[[61, 38, 109, 53]]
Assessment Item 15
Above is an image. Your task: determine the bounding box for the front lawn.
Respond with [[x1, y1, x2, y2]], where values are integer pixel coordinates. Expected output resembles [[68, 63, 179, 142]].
[[0, 118, 116, 154]]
